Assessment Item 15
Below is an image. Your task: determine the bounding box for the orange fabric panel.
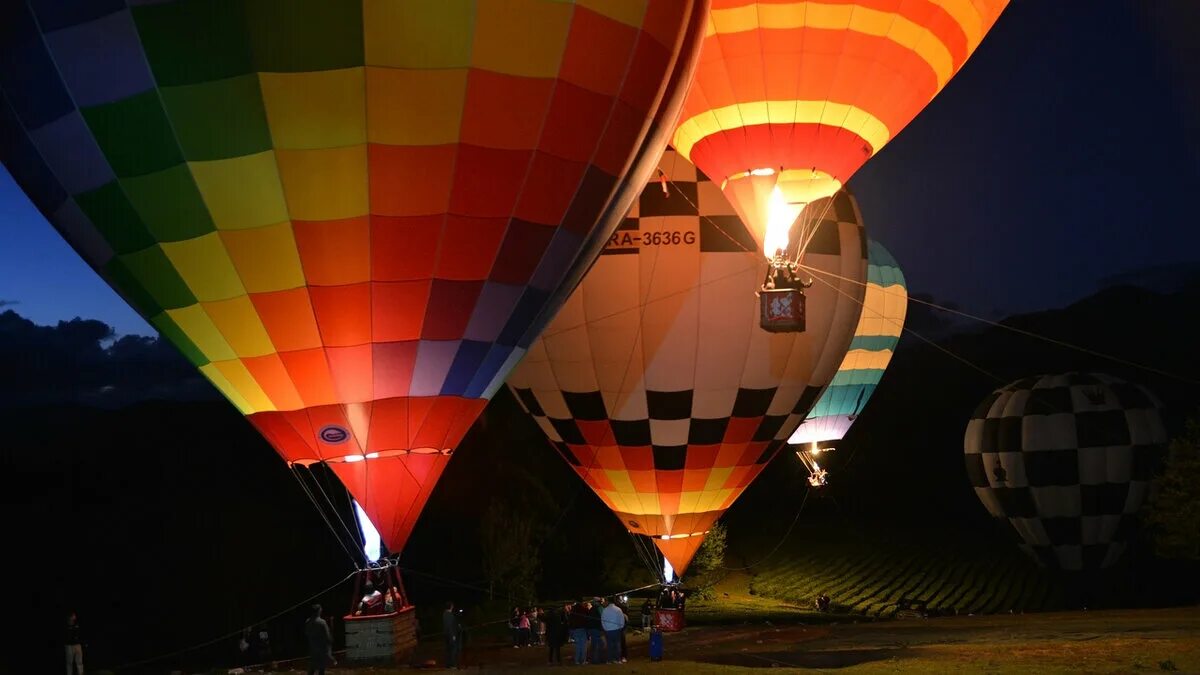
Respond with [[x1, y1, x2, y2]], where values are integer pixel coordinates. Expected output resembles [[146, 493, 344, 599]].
[[371, 215, 442, 282], [324, 344, 374, 404], [513, 152, 587, 226], [422, 281, 483, 340], [278, 348, 339, 408], [448, 145, 533, 218], [367, 144, 457, 217], [559, 9, 639, 97], [371, 280, 432, 342], [459, 70, 555, 150], [538, 83, 614, 164], [242, 353, 305, 411], [308, 283, 372, 347], [250, 288, 324, 353], [292, 216, 371, 286], [435, 216, 507, 280], [370, 341, 418, 401]]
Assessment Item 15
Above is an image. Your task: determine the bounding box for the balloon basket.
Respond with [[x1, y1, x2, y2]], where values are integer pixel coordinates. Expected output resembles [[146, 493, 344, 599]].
[[758, 287, 807, 333], [343, 606, 418, 665], [654, 608, 685, 632]]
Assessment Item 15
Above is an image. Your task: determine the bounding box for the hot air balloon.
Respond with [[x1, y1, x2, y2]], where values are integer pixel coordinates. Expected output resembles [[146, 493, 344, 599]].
[[0, 0, 706, 590], [964, 373, 1168, 571], [673, 0, 1006, 324], [508, 148, 867, 578], [789, 239, 906, 485]]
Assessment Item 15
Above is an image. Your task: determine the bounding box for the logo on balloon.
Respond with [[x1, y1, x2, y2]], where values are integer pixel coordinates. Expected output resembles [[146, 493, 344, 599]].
[[319, 425, 350, 444]]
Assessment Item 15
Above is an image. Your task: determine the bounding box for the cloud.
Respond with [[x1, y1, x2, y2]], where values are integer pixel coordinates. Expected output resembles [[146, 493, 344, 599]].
[[0, 299, 18, 308], [0, 309, 219, 407]]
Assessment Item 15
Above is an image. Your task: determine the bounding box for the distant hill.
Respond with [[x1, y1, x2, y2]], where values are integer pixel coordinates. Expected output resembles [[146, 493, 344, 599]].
[[1099, 261, 1200, 295]]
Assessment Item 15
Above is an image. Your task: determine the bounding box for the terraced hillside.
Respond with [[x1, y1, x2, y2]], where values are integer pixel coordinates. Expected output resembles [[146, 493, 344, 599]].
[[739, 521, 1067, 619]]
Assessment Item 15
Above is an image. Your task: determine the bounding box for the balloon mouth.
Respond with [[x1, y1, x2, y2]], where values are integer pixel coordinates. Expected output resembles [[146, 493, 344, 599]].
[[289, 447, 452, 466], [657, 531, 707, 540]]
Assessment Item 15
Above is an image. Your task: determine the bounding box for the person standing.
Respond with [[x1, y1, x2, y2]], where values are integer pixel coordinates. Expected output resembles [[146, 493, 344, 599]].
[[640, 598, 653, 632], [587, 599, 606, 664], [601, 598, 626, 664], [65, 611, 83, 675], [443, 601, 463, 669], [568, 599, 588, 665], [518, 609, 532, 647], [304, 604, 333, 675], [544, 602, 567, 665]]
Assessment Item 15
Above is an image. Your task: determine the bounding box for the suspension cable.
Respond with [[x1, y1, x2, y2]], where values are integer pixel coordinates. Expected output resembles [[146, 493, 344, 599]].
[[288, 466, 361, 566], [800, 263, 1199, 386], [107, 569, 358, 673]]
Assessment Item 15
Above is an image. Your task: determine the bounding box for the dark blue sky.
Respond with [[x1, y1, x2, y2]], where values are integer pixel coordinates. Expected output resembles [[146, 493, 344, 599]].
[[1, 0, 1197, 338]]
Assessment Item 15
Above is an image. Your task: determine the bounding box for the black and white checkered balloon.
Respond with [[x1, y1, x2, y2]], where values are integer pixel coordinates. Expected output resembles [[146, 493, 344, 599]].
[[964, 373, 1167, 571]]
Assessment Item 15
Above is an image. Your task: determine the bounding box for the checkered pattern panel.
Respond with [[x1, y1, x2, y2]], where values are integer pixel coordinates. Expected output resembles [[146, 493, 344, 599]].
[[508, 146, 870, 562], [964, 372, 1167, 571]]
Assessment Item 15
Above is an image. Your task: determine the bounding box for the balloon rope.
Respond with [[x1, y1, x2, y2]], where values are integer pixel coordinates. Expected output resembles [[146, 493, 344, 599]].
[[720, 485, 811, 572], [288, 467, 362, 566], [804, 270, 1007, 385], [801, 264, 1200, 386], [310, 463, 367, 560], [105, 568, 358, 673]]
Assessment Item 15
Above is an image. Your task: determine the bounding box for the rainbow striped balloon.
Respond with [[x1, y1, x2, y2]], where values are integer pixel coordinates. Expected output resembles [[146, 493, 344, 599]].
[[789, 239, 906, 447]]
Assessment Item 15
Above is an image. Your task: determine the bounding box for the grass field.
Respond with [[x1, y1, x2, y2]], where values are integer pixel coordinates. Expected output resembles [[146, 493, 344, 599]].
[[740, 522, 1066, 618]]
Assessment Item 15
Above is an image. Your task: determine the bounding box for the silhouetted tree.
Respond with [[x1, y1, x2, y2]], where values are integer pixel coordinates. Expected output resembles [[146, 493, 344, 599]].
[[1145, 412, 1200, 561]]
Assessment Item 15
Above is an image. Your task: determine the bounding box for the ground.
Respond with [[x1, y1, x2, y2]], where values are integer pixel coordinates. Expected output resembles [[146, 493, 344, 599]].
[[256, 575, 1200, 674]]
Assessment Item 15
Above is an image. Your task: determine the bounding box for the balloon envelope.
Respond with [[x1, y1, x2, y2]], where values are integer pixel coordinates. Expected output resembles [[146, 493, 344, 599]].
[[789, 239, 906, 446], [673, 0, 1007, 255], [0, 1, 706, 553], [508, 148, 867, 574], [964, 373, 1168, 571]]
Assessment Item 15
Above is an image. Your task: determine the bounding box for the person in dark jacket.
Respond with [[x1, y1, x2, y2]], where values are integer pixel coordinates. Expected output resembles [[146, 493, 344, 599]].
[[587, 599, 606, 664], [304, 604, 333, 675], [65, 611, 84, 675], [568, 600, 589, 664], [544, 603, 568, 665], [443, 601, 463, 669], [640, 598, 654, 632]]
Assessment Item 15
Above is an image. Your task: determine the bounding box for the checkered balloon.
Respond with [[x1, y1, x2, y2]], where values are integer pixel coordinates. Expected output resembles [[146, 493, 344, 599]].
[[964, 373, 1168, 571], [509, 148, 869, 575]]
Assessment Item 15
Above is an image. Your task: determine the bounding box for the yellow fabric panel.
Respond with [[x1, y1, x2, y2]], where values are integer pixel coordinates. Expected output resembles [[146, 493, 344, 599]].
[[219, 223, 306, 294], [673, 100, 891, 166], [199, 362, 253, 415], [160, 233, 245, 302], [839, 348, 895, 371], [258, 68, 367, 150], [167, 305, 236, 362], [703, 467, 733, 492], [189, 151, 289, 230], [605, 469, 637, 494], [211, 359, 275, 414], [676, 491, 707, 515], [577, 0, 647, 28], [363, 0, 475, 68], [705, 2, 953, 88], [365, 67, 468, 146], [472, 0, 572, 78], [275, 145, 369, 221], [203, 296, 276, 358]]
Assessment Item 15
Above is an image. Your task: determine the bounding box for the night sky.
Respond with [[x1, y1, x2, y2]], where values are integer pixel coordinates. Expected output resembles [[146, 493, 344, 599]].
[[1, 1, 1197, 337]]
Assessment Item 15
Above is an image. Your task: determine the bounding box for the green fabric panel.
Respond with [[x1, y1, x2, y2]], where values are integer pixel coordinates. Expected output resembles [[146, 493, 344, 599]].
[[75, 181, 156, 254], [245, 0, 364, 72], [82, 90, 184, 177], [103, 256, 163, 317], [117, 246, 197, 310], [132, 0, 254, 86], [121, 165, 215, 242], [149, 312, 209, 367], [159, 74, 273, 161]]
